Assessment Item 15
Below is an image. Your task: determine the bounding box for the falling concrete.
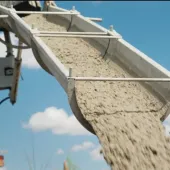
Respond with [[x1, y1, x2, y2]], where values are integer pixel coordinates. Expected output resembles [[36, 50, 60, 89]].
[[23, 14, 170, 170]]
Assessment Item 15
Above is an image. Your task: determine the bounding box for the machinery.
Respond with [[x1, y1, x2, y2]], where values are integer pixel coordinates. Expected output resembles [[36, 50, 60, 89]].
[[0, 1, 41, 105], [0, 1, 169, 134]]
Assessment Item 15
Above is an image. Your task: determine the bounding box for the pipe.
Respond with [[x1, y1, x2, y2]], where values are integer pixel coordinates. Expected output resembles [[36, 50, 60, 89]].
[[0, 15, 8, 18], [35, 34, 119, 39], [33, 31, 108, 35], [68, 77, 170, 82], [10, 40, 23, 104], [13, 11, 80, 15], [3, 30, 14, 57], [86, 17, 102, 22]]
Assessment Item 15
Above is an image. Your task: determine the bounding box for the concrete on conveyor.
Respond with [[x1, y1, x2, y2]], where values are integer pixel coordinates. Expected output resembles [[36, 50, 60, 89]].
[[23, 14, 170, 170]]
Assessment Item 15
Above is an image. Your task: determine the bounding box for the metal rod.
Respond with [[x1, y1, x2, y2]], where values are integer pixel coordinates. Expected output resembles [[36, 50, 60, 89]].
[[68, 77, 170, 82], [0, 15, 8, 18], [86, 17, 102, 22], [0, 37, 30, 49], [35, 34, 118, 39], [33, 31, 108, 35], [69, 68, 72, 77], [10, 40, 23, 105], [13, 11, 80, 15], [3, 30, 14, 57]]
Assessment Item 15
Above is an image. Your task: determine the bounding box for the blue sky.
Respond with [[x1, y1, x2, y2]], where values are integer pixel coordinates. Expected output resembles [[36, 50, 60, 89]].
[[0, 1, 170, 170]]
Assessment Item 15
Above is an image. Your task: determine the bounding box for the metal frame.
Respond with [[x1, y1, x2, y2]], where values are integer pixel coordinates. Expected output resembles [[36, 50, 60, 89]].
[[86, 17, 102, 22], [9, 40, 23, 104], [32, 31, 108, 35], [0, 15, 8, 18], [0, 37, 30, 49], [34, 34, 120, 39], [68, 69, 170, 82], [68, 77, 170, 82], [12, 11, 80, 15]]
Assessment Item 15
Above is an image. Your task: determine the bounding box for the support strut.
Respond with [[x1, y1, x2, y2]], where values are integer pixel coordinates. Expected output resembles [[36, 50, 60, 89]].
[[3, 30, 14, 58]]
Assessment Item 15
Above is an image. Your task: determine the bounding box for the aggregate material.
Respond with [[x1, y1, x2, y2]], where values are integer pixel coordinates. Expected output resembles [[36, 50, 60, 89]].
[[23, 14, 170, 170]]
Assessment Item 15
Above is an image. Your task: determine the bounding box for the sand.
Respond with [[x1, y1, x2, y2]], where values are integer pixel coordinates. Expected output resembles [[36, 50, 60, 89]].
[[23, 14, 170, 170]]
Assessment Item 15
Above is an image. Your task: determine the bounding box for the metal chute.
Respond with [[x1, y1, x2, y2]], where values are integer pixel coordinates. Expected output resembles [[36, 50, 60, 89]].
[[0, 1, 41, 17]]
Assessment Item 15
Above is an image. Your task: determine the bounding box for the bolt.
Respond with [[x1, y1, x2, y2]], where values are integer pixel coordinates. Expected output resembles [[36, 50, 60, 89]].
[[72, 6, 75, 11], [69, 68, 72, 77], [109, 25, 114, 31]]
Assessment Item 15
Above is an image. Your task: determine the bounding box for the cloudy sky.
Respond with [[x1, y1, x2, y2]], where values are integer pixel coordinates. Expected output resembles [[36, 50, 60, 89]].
[[0, 1, 170, 170]]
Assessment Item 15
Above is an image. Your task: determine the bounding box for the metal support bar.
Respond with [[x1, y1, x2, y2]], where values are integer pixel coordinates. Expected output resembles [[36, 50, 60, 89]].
[[32, 31, 108, 35], [67, 6, 76, 31], [10, 40, 23, 105], [35, 34, 119, 39], [86, 17, 102, 22], [0, 15, 8, 18], [68, 77, 170, 82], [0, 37, 30, 49], [3, 30, 14, 57], [69, 68, 72, 77], [13, 11, 80, 15]]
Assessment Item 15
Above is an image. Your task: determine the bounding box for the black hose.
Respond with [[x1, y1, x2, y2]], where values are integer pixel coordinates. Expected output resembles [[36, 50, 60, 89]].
[[67, 15, 73, 32], [102, 38, 110, 58], [0, 97, 10, 105]]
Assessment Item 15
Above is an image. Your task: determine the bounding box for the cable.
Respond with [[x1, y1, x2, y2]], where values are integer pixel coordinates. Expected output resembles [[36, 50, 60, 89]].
[[21, 72, 24, 81], [32, 134, 36, 170], [0, 97, 10, 105], [0, 38, 30, 49], [42, 152, 54, 170], [67, 15, 73, 32], [102, 38, 110, 59], [24, 150, 34, 170]]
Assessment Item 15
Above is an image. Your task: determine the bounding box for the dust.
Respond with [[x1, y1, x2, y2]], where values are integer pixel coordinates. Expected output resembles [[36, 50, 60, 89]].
[[23, 14, 170, 170]]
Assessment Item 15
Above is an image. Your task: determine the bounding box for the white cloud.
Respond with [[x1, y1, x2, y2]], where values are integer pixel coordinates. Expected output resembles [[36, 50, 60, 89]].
[[163, 114, 170, 136], [163, 123, 170, 136], [71, 141, 95, 152], [70, 141, 104, 161], [21, 49, 40, 69], [22, 107, 92, 136], [0, 32, 40, 69], [57, 149, 64, 155], [89, 145, 103, 161], [164, 114, 170, 124]]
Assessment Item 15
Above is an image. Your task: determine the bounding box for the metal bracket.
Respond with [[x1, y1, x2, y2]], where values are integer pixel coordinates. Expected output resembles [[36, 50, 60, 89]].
[[67, 6, 76, 32], [67, 68, 75, 102], [4, 67, 13, 76], [67, 78, 75, 103]]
